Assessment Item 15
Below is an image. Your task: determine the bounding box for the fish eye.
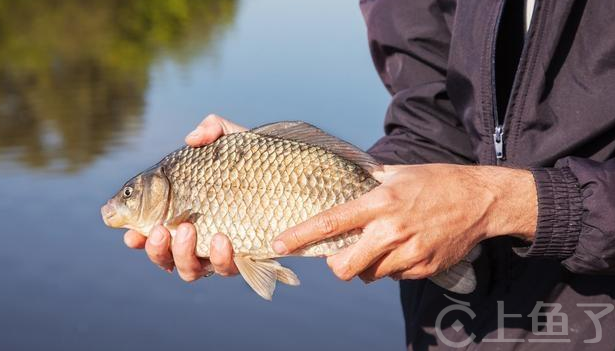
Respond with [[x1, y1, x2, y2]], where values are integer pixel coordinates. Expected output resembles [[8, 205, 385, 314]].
[[122, 186, 134, 198]]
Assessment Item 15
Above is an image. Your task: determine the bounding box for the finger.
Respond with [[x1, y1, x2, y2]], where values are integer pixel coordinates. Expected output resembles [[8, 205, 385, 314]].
[[185, 114, 247, 147], [390, 270, 424, 281], [358, 254, 389, 283], [209, 233, 239, 276], [272, 196, 378, 255], [124, 230, 146, 249], [359, 240, 421, 283], [326, 231, 391, 281], [145, 225, 174, 272], [185, 115, 223, 146], [172, 223, 210, 282]]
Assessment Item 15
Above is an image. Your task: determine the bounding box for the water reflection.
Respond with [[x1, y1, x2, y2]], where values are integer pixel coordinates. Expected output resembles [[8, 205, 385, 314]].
[[0, 0, 237, 172]]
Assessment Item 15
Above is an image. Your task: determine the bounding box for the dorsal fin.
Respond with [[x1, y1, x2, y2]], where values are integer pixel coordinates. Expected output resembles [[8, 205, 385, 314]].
[[250, 121, 381, 173]]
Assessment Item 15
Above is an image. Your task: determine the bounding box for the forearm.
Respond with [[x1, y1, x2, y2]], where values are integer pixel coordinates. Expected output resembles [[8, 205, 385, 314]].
[[480, 157, 615, 276], [469, 166, 538, 241]]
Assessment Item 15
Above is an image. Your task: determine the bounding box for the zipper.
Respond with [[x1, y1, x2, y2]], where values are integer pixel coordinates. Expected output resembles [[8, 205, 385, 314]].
[[490, 1, 507, 163], [490, 0, 540, 164], [493, 125, 504, 160]]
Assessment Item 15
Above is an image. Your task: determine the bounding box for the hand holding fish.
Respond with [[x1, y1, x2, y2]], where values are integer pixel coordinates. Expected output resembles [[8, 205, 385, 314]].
[[105, 117, 537, 299], [123, 115, 245, 281], [272, 164, 538, 283]]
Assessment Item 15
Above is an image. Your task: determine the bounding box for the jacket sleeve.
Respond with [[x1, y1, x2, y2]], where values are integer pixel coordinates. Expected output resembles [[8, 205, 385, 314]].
[[360, 0, 475, 165], [525, 158, 615, 274]]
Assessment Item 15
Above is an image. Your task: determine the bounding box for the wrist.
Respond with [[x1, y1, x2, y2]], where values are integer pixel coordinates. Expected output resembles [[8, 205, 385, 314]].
[[473, 166, 538, 240]]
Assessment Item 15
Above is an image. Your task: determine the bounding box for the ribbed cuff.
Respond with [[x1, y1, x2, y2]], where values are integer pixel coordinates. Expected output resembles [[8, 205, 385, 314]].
[[517, 167, 584, 258]]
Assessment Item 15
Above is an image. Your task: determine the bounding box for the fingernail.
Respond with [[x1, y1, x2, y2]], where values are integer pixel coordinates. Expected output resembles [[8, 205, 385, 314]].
[[186, 128, 200, 140], [272, 241, 288, 255], [150, 227, 165, 245], [177, 225, 191, 243], [213, 234, 226, 251]]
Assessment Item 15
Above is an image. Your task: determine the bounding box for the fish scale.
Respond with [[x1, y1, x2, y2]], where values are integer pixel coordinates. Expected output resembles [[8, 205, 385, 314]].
[[103, 121, 479, 299], [161, 132, 378, 259]]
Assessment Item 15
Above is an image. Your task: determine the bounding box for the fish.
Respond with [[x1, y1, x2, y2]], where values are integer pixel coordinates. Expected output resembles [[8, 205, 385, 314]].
[[101, 121, 479, 300]]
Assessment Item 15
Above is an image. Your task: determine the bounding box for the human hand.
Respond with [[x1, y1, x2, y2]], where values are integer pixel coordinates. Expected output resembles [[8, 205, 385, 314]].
[[124, 114, 247, 281], [272, 164, 537, 283]]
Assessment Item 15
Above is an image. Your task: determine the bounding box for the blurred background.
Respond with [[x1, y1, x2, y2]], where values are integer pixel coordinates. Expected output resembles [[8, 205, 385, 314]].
[[0, 0, 401, 350]]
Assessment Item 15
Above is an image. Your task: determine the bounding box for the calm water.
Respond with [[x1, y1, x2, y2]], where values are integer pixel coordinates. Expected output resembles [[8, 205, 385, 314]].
[[0, 1, 403, 350]]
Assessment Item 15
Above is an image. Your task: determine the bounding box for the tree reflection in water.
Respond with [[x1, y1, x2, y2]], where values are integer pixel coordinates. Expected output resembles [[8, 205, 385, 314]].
[[0, 0, 237, 172]]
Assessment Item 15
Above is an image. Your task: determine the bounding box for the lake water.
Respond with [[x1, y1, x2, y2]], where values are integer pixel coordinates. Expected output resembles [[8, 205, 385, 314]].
[[0, 1, 404, 350]]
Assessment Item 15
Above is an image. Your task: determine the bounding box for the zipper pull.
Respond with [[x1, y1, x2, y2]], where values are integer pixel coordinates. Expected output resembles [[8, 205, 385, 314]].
[[493, 125, 505, 160]]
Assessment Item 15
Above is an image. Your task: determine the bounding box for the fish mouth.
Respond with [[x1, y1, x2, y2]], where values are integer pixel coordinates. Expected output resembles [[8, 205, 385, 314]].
[[101, 201, 120, 227]]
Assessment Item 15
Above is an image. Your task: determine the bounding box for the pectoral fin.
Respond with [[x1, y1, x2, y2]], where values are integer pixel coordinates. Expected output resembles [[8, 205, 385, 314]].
[[233, 257, 301, 300], [163, 210, 200, 230], [428, 245, 482, 294]]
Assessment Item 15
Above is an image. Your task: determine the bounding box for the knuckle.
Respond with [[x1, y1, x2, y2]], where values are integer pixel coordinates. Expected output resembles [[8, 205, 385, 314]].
[[409, 237, 424, 252], [209, 254, 225, 266], [404, 239, 424, 259], [316, 214, 338, 236], [146, 240, 168, 253], [392, 221, 409, 238], [383, 228, 405, 247], [406, 252, 424, 268], [148, 249, 169, 262], [174, 241, 193, 255], [289, 230, 301, 247], [374, 187, 398, 208], [152, 253, 168, 262], [374, 224, 406, 250]]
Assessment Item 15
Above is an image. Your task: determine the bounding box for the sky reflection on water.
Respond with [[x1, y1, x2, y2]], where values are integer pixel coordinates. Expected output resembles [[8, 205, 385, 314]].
[[0, 1, 402, 350]]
